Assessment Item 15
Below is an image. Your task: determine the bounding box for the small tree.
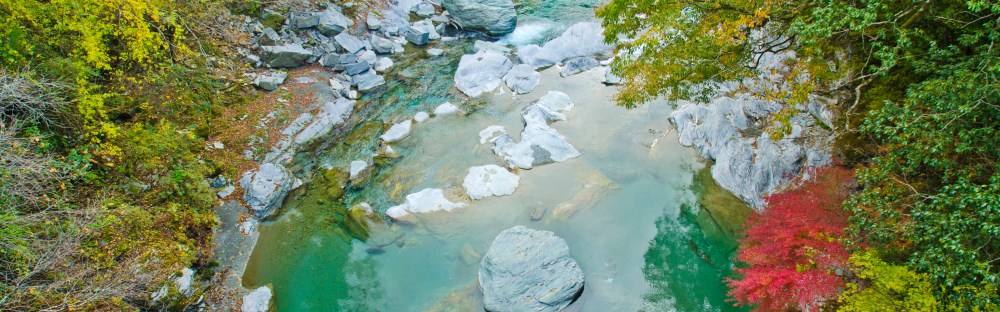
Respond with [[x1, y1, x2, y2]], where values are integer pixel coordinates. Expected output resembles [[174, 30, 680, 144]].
[[728, 167, 854, 311]]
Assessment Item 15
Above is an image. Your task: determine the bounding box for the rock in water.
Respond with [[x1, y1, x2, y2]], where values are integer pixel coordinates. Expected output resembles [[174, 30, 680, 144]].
[[559, 57, 600, 77], [381, 119, 413, 143], [455, 50, 513, 97], [517, 22, 613, 68], [386, 188, 466, 220], [240, 163, 299, 219], [463, 165, 520, 200], [261, 44, 313, 68], [479, 226, 584, 312], [503, 64, 541, 94], [241, 286, 272, 312], [442, 0, 517, 36]]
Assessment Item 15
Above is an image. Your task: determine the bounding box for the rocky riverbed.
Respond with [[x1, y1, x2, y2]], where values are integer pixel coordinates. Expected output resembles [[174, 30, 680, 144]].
[[202, 0, 834, 311]]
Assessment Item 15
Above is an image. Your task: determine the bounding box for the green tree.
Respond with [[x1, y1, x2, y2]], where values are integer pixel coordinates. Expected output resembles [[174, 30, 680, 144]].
[[838, 251, 938, 312]]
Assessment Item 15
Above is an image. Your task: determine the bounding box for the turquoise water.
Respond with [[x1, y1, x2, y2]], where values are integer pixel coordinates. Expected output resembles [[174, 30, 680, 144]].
[[243, 2, 752, 311]]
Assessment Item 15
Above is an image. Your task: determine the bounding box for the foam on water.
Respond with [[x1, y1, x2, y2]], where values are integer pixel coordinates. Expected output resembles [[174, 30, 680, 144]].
[[498, 22, 557, 46]]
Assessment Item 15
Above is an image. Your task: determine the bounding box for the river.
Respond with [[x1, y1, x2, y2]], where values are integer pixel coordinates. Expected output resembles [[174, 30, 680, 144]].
[[243, 1, 752, 311]]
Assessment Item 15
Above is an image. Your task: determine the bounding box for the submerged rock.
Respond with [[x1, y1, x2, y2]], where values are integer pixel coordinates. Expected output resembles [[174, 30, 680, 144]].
[[479, 226, 584, 312], [517, 22, 613, 68], [241, 163, 300, 219], [386, 188, 466, 220], [503, 64, 541, 94], [344, 203, 398, 247], [454, 50, 513, 97], [241, 286, 272, 312], [462, 165, 520, 200], [442, 0, 517, 36]]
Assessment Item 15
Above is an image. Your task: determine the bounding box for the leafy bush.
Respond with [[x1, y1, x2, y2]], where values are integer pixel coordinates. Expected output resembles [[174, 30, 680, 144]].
[[728, 167, 854, 311]]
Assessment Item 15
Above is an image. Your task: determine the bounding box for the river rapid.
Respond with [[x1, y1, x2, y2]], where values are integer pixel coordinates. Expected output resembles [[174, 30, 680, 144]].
[[242, 1, 752, 311]]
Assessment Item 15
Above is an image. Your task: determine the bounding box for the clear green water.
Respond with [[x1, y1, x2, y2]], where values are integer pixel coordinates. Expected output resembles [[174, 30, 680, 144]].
[[243, 3, 752, 311]]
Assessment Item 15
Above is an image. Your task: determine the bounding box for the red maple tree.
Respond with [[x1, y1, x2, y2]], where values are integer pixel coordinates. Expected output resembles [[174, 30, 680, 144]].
[[727, 167, 854, 311]]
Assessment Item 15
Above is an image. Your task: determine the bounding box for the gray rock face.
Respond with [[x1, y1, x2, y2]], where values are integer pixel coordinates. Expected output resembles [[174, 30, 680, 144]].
[[295, 98, 354, 145], [367, 13, 383, 30], [454, 50, 513, 97], [479, 226, 584, 312], [241, 163, 299, 219], [442, 0, 517, 36], [503, 64, 541, 94], [518, 22, 613, 68], [258, 28, 281, 46], [252, 71, 288, 91], [670, 96, 831, 209], [559, 57, 599, 77], [334, 33, 366, 54], [262, 44, 313, 68], [346, 60, 372, 75], [317, 10, 354, 36]]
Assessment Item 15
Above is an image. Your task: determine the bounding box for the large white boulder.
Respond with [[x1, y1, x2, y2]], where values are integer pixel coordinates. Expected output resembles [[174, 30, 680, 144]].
[[454, 50, 513, 97], [463, 165, 520, 200], [381, 119, 413, 143], [517, 22, 613, 68], [503, 64, 541, 94]]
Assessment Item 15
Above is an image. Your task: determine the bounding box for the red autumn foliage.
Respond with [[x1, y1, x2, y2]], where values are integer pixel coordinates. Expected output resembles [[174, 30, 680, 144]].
[[727, 167, 854, 311]]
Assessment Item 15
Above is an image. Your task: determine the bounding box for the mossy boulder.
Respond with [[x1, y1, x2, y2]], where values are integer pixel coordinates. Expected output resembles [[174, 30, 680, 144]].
[[323, 168, 351, 201], [344, 203, 399, 247]]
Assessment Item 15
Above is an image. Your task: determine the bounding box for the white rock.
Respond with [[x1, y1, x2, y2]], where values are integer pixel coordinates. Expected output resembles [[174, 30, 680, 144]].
[[414, 111, 431, 122], [536, 91, 575, 112], [375, 57, 394, 72], [463, 165, 520, 200], [241, 286, 272, 312], [386, 188, 466, 219], [517, 22, 613, 68], [454, 50, 513, 97], [381, 119, 413, 142], [503, 64, 541, 94], [479, 125, 507, 144], [350, 160, 369, 179], [434, 102, 461, 116], [427, 48, 445, 57], [174, 268, 195, 297]]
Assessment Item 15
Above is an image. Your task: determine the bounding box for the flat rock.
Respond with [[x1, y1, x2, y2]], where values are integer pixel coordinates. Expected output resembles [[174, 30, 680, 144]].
[[427, 48, 445, 57], [518, 22, 613, 68], [442, 0, 517, 36], [317, 10, 354, 36], [414, 111, 430, 122], [463, 165, 520, 200], [479, 125, 507, 144], [381, 119, 413, 142], [252, 71, 288, 91], [503, 64, 541, 94], [295, 98, 354, 144], [454, 50, 513, 97], [479, 226, 584, 312], [262, 44, 313, 68], [353, 69, 386, 92], [335, 33, 367, 54], [386, 188, 466, 220]]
